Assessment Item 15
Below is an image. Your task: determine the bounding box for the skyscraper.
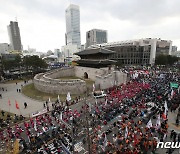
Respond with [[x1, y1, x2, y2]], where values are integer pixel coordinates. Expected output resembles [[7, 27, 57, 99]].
[[86, 29, 107, 48], [65, 4, 81, 47], [7, 21, 22, 51]]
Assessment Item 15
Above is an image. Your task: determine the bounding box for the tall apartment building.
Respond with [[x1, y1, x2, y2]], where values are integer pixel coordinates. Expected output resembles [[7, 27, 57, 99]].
[[7, 21, 22, 51], [65, 4, 81, 47], [86, 29, 107, 48]]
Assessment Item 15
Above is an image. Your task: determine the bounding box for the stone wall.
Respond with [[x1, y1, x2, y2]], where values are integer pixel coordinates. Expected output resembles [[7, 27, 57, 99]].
[[33, 66, 127, 95], [74, 66, 106, 81], [33, 67, 86, 94], [44, 67, 75, 79], [95, 71, 127, 90]]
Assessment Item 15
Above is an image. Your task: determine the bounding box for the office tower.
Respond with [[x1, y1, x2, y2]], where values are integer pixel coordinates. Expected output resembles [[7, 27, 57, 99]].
[[65, 4, 81, 47], [7, 21, 22, 51], [86, 29, 107, 48]]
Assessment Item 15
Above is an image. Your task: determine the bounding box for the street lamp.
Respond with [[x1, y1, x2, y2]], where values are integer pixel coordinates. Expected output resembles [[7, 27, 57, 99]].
[[84, 91, 91, 154]]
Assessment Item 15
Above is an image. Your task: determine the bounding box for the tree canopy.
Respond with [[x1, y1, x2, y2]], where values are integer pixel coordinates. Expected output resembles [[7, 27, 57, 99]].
[[2, 55, 48, 72], [155, 54, 179, 65]]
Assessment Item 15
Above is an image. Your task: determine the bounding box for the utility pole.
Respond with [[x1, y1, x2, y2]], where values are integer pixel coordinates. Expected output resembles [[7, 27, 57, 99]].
[[71, 117, 75, 154], [85, 91, 91, 154]]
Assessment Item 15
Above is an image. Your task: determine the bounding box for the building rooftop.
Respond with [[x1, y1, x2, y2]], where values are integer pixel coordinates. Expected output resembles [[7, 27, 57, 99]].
[[75, 48, 115, 56], [89, 38, 172, 48]]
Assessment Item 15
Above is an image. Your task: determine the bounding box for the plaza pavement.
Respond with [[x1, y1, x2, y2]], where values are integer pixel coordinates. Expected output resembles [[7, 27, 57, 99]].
[[0, 80, 93, 118], [0, 81, 47, 117]]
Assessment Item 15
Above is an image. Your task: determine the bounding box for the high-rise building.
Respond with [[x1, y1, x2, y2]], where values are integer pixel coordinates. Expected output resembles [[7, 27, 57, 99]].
[[65, 4, 81, 47], [86, 29, 107, 48], [0, 43, 11, 55], [7, 21, 22, 51]]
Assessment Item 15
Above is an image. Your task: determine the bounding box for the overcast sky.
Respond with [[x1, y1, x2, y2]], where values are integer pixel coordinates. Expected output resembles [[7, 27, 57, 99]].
[[0, 0, 180, 52]]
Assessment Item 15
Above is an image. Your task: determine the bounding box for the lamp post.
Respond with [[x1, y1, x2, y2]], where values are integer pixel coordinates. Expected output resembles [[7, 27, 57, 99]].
[[71, 117, 75, 154], [84, 90, 91, 154]]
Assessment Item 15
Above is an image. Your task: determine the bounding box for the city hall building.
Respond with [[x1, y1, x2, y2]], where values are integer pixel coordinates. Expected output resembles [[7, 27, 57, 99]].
[[76, 38, 172, 66]]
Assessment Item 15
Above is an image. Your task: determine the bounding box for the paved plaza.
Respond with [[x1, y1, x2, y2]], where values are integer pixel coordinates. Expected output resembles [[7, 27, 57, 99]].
[[0, 81, 48, 117]]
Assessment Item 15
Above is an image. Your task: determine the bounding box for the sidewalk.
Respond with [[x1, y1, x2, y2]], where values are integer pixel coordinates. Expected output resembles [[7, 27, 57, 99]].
[[0, 81, 46, 117]]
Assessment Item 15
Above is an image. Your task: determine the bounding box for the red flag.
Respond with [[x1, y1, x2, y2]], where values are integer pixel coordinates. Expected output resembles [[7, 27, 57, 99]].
[[162, 112, 166, 120], [15, 100, 19, 109], [8, 99, 11, 106]]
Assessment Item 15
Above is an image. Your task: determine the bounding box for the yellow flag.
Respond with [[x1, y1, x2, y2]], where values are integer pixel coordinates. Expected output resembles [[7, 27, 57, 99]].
[[13, 139, 19, 154]]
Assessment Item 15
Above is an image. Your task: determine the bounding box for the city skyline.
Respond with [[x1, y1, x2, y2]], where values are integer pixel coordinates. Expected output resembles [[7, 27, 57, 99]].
[[0, 0, 180, 52]]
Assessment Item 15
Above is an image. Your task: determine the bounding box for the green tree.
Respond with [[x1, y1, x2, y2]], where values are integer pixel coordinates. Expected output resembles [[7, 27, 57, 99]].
[[23, 55, 47, 73], [155, 54, 179, 65], [2, 55, 22, 71], [155, 55, 168, 65]]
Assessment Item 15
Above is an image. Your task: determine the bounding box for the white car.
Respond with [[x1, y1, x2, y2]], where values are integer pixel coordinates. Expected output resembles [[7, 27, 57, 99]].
[[93, 90, 107, 99]]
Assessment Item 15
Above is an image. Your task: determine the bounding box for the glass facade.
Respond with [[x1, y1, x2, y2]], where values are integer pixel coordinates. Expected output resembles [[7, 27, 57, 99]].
[[96, 31, 107, 44], [107, 45, 151, 65], [86, 29, 107, 48], [65, 4, 81, 47]]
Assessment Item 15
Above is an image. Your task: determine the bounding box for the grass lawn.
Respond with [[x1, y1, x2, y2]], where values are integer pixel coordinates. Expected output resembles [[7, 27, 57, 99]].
[[22, 83, 87, 102]]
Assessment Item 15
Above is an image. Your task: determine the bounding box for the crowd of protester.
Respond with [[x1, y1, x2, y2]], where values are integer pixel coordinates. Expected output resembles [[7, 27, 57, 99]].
[[85, 71, 180, 153], [0, 69, 179, 154], [0, 111, 25, 129]]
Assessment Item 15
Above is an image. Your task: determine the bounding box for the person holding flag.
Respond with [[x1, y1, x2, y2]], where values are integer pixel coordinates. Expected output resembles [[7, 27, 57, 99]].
[[66, 92, 71, 102], [155, 114, 161, 129], [146, 119, 152, 128], [162, 101, 168, 120], [34, 119, 37, 131], [125, 126, 128, 139], [60, 112, 63, 120], [170, 88, 175, 99]]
